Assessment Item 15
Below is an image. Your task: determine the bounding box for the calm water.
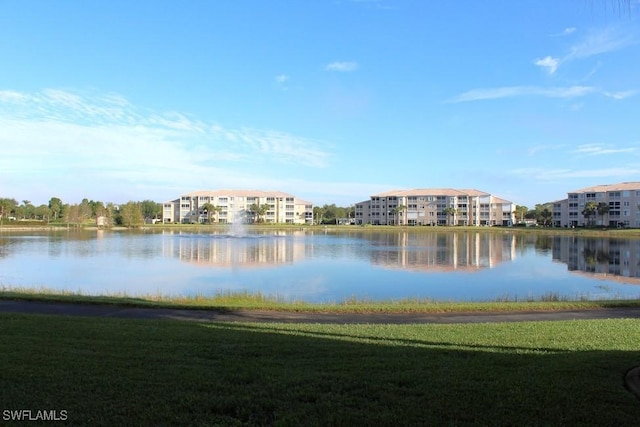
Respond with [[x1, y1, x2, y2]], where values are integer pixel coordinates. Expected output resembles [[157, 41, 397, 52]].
[[1, 229, 639, 302]]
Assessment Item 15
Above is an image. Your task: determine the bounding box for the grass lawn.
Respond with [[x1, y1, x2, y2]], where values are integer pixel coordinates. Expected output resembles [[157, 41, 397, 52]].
[[1, 313, 639, 425]]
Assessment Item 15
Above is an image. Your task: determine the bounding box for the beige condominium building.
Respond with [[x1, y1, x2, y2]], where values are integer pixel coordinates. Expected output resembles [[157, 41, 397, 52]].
[[163, 190, 314, 225], [354, 188, 515, 226], [552, 182, 640, 228]]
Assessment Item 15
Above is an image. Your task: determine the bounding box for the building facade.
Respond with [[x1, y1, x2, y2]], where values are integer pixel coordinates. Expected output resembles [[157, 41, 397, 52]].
[[354, 189, 515, 226], [552, 182, 640, 228], [163, 190, 313, 225]]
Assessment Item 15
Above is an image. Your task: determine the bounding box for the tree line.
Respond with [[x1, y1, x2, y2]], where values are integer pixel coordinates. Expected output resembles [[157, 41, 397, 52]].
[[0, 197, 162, 228]]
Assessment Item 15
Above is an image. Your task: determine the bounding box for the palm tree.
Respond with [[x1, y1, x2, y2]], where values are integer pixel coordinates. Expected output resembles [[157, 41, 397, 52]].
[[596, 202, 609, 227], [389, 205, 406, 225], [201, 203, 222, 224], [443, 207, 457, 226], [249, 203, 270, 224], [582, 201, 598, 227]]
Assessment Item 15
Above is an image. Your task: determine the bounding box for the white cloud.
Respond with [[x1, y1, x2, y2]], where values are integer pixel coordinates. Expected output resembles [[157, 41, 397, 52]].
[[603, 90, 637, 100], [325, 61, 358, 72], [566, 27, 634, 61], [535, 26, 634, 75], [573, 143, 638, 156], [0, 89, 335, 204], [275, 74, 289, 84], [534, 56, 560, 74], [448, 85, 594, 103]]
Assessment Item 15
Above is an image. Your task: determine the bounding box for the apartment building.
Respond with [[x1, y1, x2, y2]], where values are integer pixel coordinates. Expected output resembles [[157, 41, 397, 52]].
[[354, 188, 515, 226], [163, 190, 313, 224], [553, 182, 640, 228]]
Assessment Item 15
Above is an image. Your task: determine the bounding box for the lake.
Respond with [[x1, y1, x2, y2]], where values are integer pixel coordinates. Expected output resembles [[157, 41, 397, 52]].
[[1, 229, 639, 303]]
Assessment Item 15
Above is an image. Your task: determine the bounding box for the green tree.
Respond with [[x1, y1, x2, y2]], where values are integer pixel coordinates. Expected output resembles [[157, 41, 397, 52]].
[[321, 204, 338, 224], [526, 203, 553, 226], [443, 207, 457, 226], [539, 207, 552, 227], [249, 203, 269, 224], [35, 204, 52, 222], [18, 200, 33, 219], [63, 204, 81, 228], [597, 202, 609, 227], [390, 205, 406, 225], [514, 205, 528, 224], [119, 202, 144, 228], [140, 200, 162, 222], [201, 203, 222, 223], [313, 206, 325, 225], [0, 198, 18, 220], [48, 197, 64, 220], [582, 201, 598, 227]]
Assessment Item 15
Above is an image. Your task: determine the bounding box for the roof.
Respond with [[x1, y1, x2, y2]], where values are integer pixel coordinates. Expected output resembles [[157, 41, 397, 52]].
[[570, 182, 640, 194], [374, 188, 490, 197], [181, 189, 296, 198]]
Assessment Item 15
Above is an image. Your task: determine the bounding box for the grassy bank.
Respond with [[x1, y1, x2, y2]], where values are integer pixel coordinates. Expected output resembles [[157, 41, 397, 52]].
[[4, 221, 640, 237], [2, 288, 640, 314], [1, 313, 639, 425]]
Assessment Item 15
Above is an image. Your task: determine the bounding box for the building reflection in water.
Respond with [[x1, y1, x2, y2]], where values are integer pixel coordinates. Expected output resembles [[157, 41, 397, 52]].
[[365, 232, 517, 271], [162, 230, 518, 272], [162, 232, 305, 267], [552, 236, 640, 284]]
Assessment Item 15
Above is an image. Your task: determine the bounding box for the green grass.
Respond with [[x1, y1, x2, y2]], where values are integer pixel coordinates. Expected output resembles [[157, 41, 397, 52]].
[[1, 313, 639, 425], [2, 287, 640, 314]]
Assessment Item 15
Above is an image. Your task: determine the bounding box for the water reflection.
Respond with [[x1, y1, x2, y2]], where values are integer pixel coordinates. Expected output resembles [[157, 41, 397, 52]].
[[164, 231, 640, 286], [363, 232, 516, 271], [1, 230, 639, 301], [164, 231, 518, 272], [552, 236, 640, 284], [163, 233, 303, 267]]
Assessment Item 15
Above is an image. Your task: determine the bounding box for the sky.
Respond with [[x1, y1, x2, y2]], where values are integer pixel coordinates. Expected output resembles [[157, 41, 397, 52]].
[[1, 0, 639, 208]]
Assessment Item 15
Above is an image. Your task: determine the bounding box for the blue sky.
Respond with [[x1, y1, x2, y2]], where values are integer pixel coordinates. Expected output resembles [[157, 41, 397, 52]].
[[1, 1, 639, 208]]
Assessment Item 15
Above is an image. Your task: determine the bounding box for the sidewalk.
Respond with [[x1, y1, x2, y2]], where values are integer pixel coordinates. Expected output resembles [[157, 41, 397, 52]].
[[1, 299, 640, 324]]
